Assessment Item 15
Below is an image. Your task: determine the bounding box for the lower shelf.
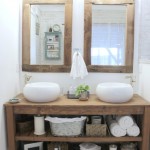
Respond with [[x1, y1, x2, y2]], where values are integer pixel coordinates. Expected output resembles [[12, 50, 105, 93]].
[[15, 131, 142, 143]]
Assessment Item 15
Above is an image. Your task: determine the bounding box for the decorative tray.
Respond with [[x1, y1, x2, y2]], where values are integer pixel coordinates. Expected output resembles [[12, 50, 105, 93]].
[[67, 91, 89, 99]]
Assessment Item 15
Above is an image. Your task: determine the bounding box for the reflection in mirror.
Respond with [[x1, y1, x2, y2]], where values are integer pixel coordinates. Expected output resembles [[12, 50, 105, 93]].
[[22, 0, 72, 72], [30, 5, 65, 65], [84, 0, 134, 73], [92, 5, 126, 66]]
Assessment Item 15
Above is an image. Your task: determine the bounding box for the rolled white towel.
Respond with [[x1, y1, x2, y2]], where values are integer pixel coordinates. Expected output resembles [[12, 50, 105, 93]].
[[116, 115, 134, 130], [109, 120, 126, 137], [127, 123, 140, 136]]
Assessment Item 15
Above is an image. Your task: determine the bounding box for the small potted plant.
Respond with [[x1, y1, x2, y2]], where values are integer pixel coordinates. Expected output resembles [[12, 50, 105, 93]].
[[75, 84, 90, 100]]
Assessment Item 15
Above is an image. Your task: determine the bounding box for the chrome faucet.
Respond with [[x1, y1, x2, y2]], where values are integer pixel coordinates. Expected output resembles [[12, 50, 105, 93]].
[[24, 74, 32, 84], [125, 75, 136, 87]]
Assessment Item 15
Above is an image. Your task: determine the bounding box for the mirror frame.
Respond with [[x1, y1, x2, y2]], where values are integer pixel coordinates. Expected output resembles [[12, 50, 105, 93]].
[[22, 0, 72, 72], [84, 0, 134, 73]]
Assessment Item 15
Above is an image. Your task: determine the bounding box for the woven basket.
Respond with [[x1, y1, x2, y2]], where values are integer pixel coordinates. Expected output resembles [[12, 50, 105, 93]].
[[86, 123, 107, 137], [16, 120, 34, 134], [47, 142, 68, 150], [46, 116, 86, 137]]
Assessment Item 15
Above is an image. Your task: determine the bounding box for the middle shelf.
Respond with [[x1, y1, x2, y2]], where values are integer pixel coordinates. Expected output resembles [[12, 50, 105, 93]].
[[15, 130, 142, 142]]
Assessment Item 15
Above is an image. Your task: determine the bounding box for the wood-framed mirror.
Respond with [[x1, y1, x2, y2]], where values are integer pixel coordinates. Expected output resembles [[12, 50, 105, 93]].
[[22, 0, 72, 72], [84, 0, 134, 73]]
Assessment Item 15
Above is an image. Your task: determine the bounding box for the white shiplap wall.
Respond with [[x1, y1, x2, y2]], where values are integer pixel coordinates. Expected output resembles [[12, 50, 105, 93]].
[[138, 0, 150, 60], [138, 0, 150, 103]]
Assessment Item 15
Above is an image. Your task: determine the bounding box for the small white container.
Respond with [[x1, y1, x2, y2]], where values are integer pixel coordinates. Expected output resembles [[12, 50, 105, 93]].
[[91, 116, 102, 124], [109, 144, 117, 150], [34, 115, 45, 135]]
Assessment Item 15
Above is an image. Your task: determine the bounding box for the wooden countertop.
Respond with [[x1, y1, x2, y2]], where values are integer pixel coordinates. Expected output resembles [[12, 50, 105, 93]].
[[5, 94, 150, 107]]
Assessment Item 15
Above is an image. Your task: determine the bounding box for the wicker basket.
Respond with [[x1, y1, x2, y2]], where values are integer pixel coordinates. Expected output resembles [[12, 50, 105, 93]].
[[86, 123, 107, 136], [47, 142, 68, 150], [45, 116, 86, 137], [16, 120, 34, 134]]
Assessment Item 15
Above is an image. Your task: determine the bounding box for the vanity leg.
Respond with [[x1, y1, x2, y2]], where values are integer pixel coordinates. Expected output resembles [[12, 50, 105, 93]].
[[141, 106, 150, 150], [5, 106, 16, 150]]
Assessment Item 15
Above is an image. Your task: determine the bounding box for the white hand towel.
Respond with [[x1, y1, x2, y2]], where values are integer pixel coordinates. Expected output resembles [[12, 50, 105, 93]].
[[116, 115, 134, 130], [127, 123, 140, 136], [107, 116, 126, 137], [70, 51, 88, 79], [109, 120, 126, 137]]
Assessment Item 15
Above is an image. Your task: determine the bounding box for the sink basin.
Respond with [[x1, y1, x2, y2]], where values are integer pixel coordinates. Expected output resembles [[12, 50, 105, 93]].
[[23, 82, 60, 102], [96, 82, 133, 103]]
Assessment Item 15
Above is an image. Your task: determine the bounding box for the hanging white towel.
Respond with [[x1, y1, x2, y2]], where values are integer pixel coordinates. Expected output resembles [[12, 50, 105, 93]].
[[70, 51, 88, 79]]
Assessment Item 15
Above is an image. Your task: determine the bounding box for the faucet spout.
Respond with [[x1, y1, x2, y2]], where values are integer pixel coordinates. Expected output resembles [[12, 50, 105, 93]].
[[24, 74, 32, 84], [125, 75, 136, 87]]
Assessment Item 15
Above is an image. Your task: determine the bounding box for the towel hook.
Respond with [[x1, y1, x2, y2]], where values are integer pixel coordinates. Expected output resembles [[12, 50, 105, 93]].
[[73, 48, 80, 55]]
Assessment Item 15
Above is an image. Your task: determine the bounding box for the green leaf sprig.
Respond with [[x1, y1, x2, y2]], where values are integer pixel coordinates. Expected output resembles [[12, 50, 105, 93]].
[[75, 84, 90, 96]]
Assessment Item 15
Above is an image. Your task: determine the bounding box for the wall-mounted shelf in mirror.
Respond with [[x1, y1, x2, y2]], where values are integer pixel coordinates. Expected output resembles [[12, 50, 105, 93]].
[[22, 0, 72, 72]]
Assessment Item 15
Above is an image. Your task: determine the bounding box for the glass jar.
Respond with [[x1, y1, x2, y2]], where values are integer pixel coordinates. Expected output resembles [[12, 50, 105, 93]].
[[121, 143, 137, 150]]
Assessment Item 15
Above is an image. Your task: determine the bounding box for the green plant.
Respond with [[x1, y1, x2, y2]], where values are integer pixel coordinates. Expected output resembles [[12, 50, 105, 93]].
[[75, 84, 90, 96]]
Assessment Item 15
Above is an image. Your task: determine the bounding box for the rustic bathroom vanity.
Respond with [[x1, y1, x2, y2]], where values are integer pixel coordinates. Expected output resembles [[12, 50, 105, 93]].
[[4, 94, 150, 150]]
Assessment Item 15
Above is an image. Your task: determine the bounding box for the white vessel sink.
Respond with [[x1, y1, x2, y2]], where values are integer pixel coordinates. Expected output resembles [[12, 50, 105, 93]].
[[96, 82, 133, 103], [23, 82, 60, 102]]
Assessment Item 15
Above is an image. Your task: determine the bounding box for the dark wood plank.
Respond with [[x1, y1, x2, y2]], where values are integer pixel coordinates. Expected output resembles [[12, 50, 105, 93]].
[[140, 106, 150, 150], [125, 4, 134, 70], [64, 3, 72, 65], [84, 2, 92, 65], [13, 105, 144, 115], [5, 106, 16, 150]]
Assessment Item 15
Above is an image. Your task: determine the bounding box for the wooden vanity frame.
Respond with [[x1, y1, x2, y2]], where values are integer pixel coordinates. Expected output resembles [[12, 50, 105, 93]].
[[5, 94, 150, 150]]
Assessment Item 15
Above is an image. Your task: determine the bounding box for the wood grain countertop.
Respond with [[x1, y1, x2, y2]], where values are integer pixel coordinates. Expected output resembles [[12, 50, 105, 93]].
[[4, 94, 150, 107]]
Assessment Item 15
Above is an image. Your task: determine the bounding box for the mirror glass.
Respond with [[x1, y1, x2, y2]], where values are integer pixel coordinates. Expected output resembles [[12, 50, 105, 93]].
[[30, 5, 65, 65], [84, 0, 134, 73], [91, 5, 126, 66]]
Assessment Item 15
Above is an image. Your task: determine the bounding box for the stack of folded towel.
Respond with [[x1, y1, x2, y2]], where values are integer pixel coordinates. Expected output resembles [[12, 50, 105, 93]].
[[79, 143, 101, 150], [107, 115, 140, 137]]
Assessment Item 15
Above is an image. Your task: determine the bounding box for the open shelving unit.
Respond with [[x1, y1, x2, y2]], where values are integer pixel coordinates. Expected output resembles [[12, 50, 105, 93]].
[[5, 94, 150, 150]]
